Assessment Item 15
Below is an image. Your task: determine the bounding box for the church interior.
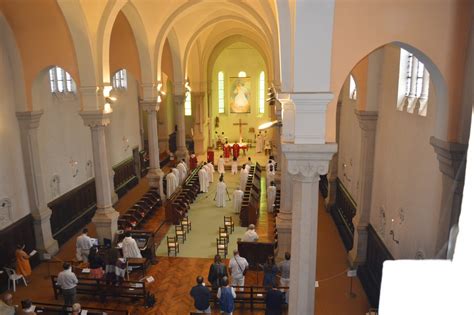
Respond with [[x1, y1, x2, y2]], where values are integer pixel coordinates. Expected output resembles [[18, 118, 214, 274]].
[[0, 1, 473, 314]]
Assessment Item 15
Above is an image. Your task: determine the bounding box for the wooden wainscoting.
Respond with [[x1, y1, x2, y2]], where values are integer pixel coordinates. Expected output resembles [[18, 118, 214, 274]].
[[329, 178, 357, 251], [358, 224, 394, 307], [48, 179, 96, 246], [113, 157, 139, 198], [0, 214, 40, 293]]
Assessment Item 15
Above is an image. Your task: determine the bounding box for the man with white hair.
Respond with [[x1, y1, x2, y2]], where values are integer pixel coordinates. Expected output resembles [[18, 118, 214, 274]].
[[0, 293, 16, 315], [242, 224, 259, 242], [228, 249, 249, 291]]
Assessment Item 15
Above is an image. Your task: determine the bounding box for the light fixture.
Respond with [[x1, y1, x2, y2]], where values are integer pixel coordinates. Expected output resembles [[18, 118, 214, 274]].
[[157, 82, 166, 103], [103, 85, 116, 113], [258, 120, 282, 130]]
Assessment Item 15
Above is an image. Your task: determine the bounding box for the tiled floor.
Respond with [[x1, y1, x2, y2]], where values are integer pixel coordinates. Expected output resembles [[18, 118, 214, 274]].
[[9, 171, 370, 314]]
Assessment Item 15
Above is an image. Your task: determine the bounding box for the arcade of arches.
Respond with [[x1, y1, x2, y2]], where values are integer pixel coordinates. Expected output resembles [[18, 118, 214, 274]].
[[0, 1, 473, 314]]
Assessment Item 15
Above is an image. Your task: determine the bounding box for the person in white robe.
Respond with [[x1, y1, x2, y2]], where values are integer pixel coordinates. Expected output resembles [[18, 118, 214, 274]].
[[121, 232, 142, 258], [245, 163, 251, 172], [267, 164, 275, 189], [231, 157, 238, 175], [177, 162, 187, 184], [166, 171, 178, 198], [217, 155, 225, 175], [76, 228, 92, 262], [206, 162, 215, 183], [267, 181, 277, 213], [240, 165, 249, 190], [256, 132, 264, 153], [266, 159, 275, 173], [215, 176, 227, 208], [172, 168, 180, 186], [198, 167, 209, 192], [242, 224, 259, 242], [233, 187, 244, 213]]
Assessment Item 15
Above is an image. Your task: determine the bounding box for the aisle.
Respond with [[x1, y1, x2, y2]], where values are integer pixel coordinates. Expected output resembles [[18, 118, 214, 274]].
[[155, 170, 247, 258]]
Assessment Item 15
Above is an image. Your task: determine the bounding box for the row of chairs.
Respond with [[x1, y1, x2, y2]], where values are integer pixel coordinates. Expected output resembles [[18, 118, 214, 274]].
[[118, 189, 161, 230], [216, 216, 235, 258], [166, 217, 192, 256]]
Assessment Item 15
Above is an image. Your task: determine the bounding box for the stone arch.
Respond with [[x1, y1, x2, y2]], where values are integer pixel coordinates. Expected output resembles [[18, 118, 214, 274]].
[[0, 13, 27, 111], [166, 28, 184, 93]]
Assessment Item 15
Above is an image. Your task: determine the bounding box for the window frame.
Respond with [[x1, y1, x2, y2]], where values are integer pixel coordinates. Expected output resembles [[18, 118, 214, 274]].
[[259, 71, 265, 114], [49, 66, 76, 94], [112, 69, 128, 90], [218, 71, 225, 114]]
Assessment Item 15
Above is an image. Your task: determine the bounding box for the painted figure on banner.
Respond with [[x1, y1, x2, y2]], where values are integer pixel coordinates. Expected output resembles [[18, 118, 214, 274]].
[[230, 77, 251, 113]]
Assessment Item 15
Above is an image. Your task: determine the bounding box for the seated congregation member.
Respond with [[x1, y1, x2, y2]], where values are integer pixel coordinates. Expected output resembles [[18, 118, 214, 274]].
[[105, 248, 125, 285], [18, 299, 36, 315], [208, 255, 228, 289], [217, 277, 236, 315], [189, 276, 211, 313], [87, 246, 105, 279], [121, 231, 142, 259], [265, 284, 285, 315], [216, 175, 227, 208], [0, 293, 16, 315], [15, 244, 32, 283], [57, 263, 78, 306], [242, 224, 259, 242], [76, 228, 93, 262]]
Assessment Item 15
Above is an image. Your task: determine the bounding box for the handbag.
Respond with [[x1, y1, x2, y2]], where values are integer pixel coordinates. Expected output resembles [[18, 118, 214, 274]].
[[236, 258, 247, 276]]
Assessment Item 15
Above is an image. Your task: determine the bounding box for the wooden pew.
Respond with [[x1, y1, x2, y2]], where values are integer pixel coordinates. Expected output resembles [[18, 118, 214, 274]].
[[211, 285, 289, 311], [240, 163, 261, 226], [51, 276, 147, 305], [237, 241, 276, 270], [32, 301, 130, 315]]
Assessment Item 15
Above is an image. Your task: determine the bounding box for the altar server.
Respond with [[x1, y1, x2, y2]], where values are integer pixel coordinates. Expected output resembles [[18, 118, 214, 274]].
[[166, 170, 178, 198], [215, 175, 228, 208], [218, 155, 225, 175], [233, 187, 244, 213], [199, 167, 209, 193]]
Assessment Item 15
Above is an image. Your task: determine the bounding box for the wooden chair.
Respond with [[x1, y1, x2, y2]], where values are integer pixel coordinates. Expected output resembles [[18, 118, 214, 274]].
[[175, 224, 187, 243], [218, 227, 229, 244], [224, 216, 234, 233], [167, 236, 179, 256], [216, 238, 228, 258], [181, 217, 192, 233]]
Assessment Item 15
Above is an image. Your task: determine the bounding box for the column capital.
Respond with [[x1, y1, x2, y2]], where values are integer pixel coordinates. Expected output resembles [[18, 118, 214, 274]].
[[79, 110, 112, 128], [140, 100, 160, 113], [173, 94, 185, 105], [16, 110, 43, 129], [355, 110, 378, 131], [430, 136, 467, 180], [282, 143, 337, 179], [79, 85, 104, 111]]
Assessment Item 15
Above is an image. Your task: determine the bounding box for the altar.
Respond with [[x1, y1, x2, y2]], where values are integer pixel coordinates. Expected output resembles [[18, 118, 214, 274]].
[[228, 142, 248, 157]]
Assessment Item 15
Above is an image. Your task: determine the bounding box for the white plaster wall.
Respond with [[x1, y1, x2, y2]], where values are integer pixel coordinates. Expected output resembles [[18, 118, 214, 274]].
[[0, 35, 30, 228], [337, 78, 361, 198], [368, 45, 442, 259], [34, 71, 93, 203], [108, 73, 141, 166], [210, 42, 272, 142]]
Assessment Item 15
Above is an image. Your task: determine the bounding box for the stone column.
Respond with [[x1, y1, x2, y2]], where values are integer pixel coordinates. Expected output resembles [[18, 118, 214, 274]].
[[192, 92, 206, 154], [325, 101, 342, 210], [141, 101, 166, 200], [275, 155, 292, 260], [80, 111, 119, 243], [430, 136, 467, 257], [349, 110, 378, 266], [284, 143, 337, 315], [104, 127, 118, 205], [16, 111, 59, 255], [174, 94, 189, 162]]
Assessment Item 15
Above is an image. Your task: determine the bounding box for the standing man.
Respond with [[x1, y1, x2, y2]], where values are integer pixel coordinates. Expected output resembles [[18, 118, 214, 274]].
[[206, 162, 215, 183], [267, 181, 277, 213], [216, 175, 227, 208], [233, 187, 244, 214], [166, 170, 178, 198], [198, 166, 209, 193], [265, 283, 286, 315], [218, 155, 225, 175], [76, 228, 92, 262], [172, 167, 181, 186], [256, 131, 264, 153], [177, 160, 187, 184], [57, 263, 78, 306], [277, 252, 291, 304], [190, 276, 211, 313], [121, 232, 142, 259], [228, 249, 249, 291], [239, 164, 249, 190]]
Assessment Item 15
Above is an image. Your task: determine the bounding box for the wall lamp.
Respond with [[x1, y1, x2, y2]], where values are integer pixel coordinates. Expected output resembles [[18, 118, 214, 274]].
[[258, 120, 282, 130]]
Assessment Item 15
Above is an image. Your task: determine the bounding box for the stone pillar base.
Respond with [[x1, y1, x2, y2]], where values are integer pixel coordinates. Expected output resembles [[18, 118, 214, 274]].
[[92, 207, 120, 244], [348, 225, 368, 267], [147, 168, 166, 200], [276, 213, 292, 261], [175, 148, 190, 164], [32, 208, 59, 255]]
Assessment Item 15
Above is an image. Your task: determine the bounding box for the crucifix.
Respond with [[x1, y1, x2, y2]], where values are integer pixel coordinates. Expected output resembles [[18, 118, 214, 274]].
[[233, 119, 248, 143]]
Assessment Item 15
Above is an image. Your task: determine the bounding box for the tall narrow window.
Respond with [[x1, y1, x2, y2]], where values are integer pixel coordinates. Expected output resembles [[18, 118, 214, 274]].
[[185, 80, 192, 116], [49, 66, 76, 93], [349, 74, 357, 100], [112, 69, 127, 90], [218, 71, 225, 113], [259, 71, 265, 114]]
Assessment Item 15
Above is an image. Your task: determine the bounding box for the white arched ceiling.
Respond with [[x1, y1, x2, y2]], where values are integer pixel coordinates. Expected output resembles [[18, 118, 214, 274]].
[[0, 13, 27, 111], [183, 16, 273, 80], [166, 28, 184, 94], [275, 0, 292, 91], [154, 0, 279, 87]]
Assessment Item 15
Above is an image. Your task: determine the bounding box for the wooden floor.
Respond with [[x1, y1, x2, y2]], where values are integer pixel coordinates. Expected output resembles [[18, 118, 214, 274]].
[[10, 175, 369, 315]]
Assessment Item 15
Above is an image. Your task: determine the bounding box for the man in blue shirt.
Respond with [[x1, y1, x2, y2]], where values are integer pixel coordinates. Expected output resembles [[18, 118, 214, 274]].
[[189, 276, 211, 313]]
